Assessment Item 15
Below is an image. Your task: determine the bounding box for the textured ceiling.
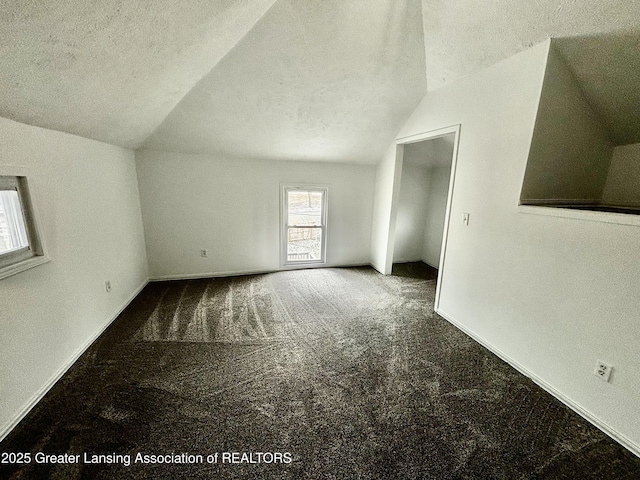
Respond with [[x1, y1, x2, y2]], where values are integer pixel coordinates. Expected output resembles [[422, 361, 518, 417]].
[[404, 134, 455, 168], [421, 0, 640, 146], [554, 34, 640, 145], [421, 0, 640, 90], [142, 0, 427, 163], [1, 0, 640, 161], [0, 0, 278, 147]]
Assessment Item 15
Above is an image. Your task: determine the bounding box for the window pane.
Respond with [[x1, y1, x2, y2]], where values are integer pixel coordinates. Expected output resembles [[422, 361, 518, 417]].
[[287, 191, 323, 226], [287, 227, 322, 262], [0, 190, 29, 255]]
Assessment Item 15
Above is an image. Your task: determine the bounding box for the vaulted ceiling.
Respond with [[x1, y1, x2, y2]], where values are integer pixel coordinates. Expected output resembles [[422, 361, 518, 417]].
[[1, 0, 639, 163], [422, 0, 640, 146], [141, 0, 426, 162], [0, 0, 279, 148]]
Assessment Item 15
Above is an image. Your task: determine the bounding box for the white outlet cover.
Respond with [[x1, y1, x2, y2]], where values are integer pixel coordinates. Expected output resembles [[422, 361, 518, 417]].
[[595, 360, 613, 382]]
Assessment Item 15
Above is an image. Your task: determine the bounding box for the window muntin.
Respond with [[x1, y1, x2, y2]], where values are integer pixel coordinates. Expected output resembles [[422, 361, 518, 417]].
[[282, 186, 327, 265], [0, 175, 47, 279]]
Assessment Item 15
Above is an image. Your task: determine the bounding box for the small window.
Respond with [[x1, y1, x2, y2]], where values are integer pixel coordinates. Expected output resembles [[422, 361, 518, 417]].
[[0, 175, 47, 279], [281, 185, 328, 266]]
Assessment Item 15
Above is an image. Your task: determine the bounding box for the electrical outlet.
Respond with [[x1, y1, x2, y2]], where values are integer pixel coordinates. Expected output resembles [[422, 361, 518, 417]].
[[594, 360, 612, 382], [200, 249, 208, 257], [105, 280, 112, 293], [462, 212, 470, 226]]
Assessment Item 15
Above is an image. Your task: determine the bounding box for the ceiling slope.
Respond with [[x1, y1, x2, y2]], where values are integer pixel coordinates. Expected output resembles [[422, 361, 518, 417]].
[[5, 0, 638, 160], [0, 0, 278, 147], [142, 0, 427, 163], [404, 135, 455, 168], [553, 34, 640, 146], [421, 0, 640, 91]]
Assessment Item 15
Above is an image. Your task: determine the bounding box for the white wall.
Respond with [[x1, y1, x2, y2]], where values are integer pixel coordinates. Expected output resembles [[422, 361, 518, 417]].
[[422, 165, 451, 268], [136, 150, 376, 279], [370, 145, 402, 274], [393, 137, 453, 268], [521, 44, 614, 203], [386, 39, 640, 453], [393, 161, 431, 262], [0, 117, 148, 439], [602, 143, 640, 207]]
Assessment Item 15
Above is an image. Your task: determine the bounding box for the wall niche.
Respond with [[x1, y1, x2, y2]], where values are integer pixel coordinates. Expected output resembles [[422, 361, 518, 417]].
[[520, 35, 640, 215]]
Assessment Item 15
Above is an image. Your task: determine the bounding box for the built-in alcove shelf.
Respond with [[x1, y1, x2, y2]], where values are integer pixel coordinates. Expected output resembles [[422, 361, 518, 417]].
[[520, 203, 640, 216], [555, 204, 640, 215], [520, 41, 640, 222], [517, 204, 640, 227]]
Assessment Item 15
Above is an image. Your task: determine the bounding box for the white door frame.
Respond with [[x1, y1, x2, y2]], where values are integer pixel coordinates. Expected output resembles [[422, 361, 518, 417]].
[[386, 124, 461, 311]]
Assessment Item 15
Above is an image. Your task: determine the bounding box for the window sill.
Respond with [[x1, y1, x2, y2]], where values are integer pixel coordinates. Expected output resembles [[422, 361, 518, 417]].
[[282, 260, 327, 269], [517, 204, 640, 227], [0, 255, 50, 280]]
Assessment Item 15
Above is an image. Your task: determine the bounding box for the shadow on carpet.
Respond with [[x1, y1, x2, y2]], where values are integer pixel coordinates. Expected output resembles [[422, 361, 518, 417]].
[[2, 264, 639, 479]]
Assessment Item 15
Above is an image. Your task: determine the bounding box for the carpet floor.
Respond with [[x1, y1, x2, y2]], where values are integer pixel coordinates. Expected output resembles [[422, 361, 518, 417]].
[[1, 263, 639, 479]]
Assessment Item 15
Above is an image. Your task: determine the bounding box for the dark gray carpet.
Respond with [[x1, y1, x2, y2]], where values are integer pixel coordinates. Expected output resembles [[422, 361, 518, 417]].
[[2, 263, 639, 479]]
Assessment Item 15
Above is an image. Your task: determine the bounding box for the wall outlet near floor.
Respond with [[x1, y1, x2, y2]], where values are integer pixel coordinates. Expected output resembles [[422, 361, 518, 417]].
[[105, 280, 112, 293], [594, 360, 613, 382], [462, 212, 470, 226], [200, 249, 208, 257]]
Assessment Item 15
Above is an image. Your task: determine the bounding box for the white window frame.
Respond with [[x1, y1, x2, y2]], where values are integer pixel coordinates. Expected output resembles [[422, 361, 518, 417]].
[[0, 173, 49, 280], [281, 184, 328, 267]]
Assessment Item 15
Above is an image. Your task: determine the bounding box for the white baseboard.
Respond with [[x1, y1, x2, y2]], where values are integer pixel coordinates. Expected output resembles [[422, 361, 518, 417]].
[[150, 269, 277, 281], [149, 263, 372, 282], [421, 260, 439, 270], [0, 278, 149, 443], [391, 259, 439, 270], [435, 308, 640, 458], [392, 258, 422, 264]]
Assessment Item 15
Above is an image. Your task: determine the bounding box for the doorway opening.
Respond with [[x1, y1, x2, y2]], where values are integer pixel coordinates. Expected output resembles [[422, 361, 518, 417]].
[[387, 125, 460, 310]]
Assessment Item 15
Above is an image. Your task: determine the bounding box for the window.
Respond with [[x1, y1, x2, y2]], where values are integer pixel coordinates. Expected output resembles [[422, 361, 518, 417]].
[[281, 185, 328, 266], [0, 175, 47, 279]]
